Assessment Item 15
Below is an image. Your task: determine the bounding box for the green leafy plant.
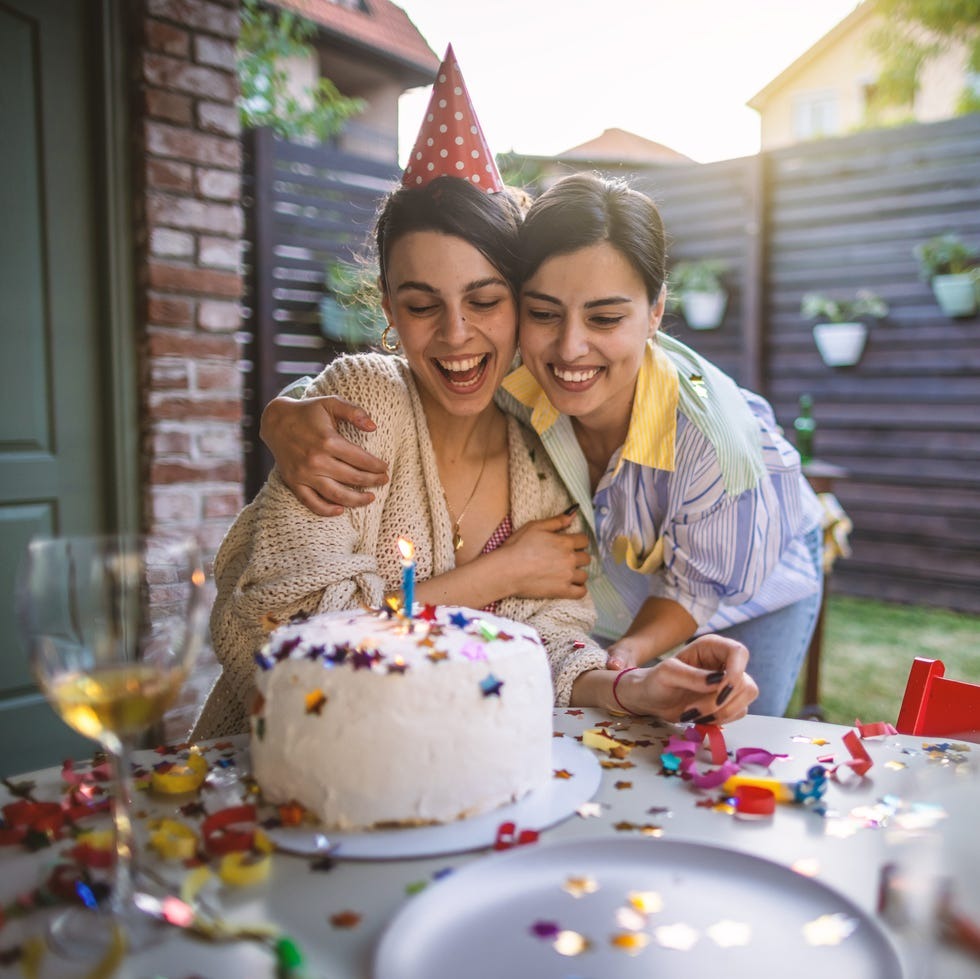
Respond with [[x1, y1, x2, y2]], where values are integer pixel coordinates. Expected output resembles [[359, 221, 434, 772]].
[[913, 233, 979, 279], [668, 259, 727, 295], [866, 0, 980, 119], [800, 290, 889, 323], [238, 0, 365, 141]]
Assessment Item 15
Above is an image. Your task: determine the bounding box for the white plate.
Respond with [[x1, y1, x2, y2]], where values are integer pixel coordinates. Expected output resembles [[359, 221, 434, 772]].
[[374, 837, 903, 979], [267, 735, 600, 860]]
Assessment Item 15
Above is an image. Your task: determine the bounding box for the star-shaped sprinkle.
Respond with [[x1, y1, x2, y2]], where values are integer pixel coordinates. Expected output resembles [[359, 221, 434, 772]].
[[553, 768, 573, 779], [479, 674, 503, 697], [449, 611, 471, 628], [460, 641, 487, 661], [553, 930, 591, 956], [611, 931, 649, 954], [386, 658, 409, 675], [351, 649, 380, 670], [417, 604, 438, 621], [707, 920, 752, 947], [274, 636, 303, 661], [530, 920, 561, 939], [654, 922, 699, 950], [329, 910, 362, 929], [803, 913, 857, 946], [614, 781, 633, 791], [304, 690, 327, 715], [614, 821, 637, 832], [792, 857, 820, 877], [615, 906, 647, 931], [629, 891, 663, 914], [565, 709, 584, 716], [562, 876, 598, 898], [427, 650, 448, 663], [326, 643, 352, 665]]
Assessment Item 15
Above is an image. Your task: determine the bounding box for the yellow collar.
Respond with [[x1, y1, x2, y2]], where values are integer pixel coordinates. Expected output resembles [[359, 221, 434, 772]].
[[501, 340, 678, 472]]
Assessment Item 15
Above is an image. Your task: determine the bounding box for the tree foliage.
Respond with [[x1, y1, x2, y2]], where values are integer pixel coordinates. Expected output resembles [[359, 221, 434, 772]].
[[238, 0, 365, 141], [867, 0, 980, 114]]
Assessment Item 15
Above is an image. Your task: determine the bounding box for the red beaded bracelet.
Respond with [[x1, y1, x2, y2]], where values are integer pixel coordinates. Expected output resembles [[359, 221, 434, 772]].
[[611, 666, 639, 715]]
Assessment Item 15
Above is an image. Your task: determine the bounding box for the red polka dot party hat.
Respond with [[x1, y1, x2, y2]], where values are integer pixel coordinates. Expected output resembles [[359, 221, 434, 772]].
[[402, 45, 504, 194]]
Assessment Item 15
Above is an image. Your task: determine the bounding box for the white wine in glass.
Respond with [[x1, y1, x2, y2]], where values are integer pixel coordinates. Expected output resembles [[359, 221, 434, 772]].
[[17, 533, 207, 958]]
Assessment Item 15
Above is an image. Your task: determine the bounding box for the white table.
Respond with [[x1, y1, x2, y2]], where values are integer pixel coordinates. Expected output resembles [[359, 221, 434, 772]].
[[1, 710, 977, 978]]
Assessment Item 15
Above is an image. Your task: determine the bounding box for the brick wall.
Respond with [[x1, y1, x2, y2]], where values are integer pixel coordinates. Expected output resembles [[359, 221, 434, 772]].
[[135, 0, 245, 557], [134, 0, 246, 737]]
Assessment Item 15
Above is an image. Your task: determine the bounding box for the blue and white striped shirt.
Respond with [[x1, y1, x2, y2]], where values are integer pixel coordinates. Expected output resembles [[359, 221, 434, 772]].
[[500, 337, 823, 641]]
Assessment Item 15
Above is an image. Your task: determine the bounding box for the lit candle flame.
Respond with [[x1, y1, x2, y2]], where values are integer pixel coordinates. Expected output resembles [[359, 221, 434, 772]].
[[397, 537, 415, 563]]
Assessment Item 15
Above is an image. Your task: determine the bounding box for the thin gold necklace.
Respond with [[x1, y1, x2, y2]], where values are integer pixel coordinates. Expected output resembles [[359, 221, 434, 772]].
[[448, 438, 492, 552]]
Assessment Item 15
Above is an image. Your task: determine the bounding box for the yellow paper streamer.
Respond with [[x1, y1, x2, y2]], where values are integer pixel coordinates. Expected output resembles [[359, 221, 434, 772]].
[[148, 818, 199, 861], [218, 829, 273, 887], [151, 749, 208, 795]]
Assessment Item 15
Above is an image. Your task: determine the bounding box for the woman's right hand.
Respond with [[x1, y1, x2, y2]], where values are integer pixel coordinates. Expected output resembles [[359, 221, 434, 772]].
[[496, 513, 591, 599], [260, 395, 388, 516]]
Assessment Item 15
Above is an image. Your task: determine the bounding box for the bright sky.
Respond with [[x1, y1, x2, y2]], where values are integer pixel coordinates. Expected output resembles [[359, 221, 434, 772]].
[[397, 0, 862, 165]]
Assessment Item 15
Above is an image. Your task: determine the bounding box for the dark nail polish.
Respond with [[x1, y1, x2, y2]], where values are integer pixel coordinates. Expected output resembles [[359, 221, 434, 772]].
[[679, 707, 700, 723], [705, 670, 725, 686], [694, 713, 716, 725], [715, 683, 734, 707], [563, 503, 580, 516]]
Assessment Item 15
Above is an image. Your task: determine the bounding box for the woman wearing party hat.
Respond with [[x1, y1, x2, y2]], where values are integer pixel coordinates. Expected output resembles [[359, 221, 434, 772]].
[[195, 48, 757, 739]]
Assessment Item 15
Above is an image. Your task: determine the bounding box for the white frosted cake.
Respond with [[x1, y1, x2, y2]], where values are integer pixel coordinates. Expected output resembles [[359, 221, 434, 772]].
[[250, 604, 554, 830]]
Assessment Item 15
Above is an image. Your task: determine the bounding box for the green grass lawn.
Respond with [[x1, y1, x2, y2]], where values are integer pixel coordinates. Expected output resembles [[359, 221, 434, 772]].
[[786, 595, 980, 725]]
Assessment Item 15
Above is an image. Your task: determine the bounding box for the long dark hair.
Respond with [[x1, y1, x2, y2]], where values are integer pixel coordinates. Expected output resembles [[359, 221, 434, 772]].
[[375, 177, 524, 294], [519, 173, 667, 301]]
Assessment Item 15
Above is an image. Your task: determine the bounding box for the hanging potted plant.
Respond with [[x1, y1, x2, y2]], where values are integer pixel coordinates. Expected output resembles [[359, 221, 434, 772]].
[[800, 290, 889, 367], [914, 233, 978, 318], [667, 259, 728, 330]]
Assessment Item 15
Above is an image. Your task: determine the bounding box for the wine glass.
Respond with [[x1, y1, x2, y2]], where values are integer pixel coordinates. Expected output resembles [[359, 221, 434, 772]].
[[17, 532, 207, 957]]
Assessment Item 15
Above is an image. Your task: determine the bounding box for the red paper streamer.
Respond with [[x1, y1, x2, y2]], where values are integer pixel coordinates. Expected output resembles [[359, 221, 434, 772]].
[[202, 804, 259, 855]]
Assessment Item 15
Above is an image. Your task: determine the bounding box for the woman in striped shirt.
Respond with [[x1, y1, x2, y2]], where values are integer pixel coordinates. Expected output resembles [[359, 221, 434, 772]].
[[263, 174, 820, 717]]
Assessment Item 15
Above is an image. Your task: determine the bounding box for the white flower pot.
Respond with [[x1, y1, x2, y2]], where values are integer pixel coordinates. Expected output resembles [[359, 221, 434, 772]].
[[680, 290, 727, 330], [931, 274, 977, 318], [812, 321, 868, 367]]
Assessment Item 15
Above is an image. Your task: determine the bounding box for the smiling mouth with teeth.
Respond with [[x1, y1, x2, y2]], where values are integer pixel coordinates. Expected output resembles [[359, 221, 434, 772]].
[[552, 365, 602, 383], [434, 354, 489, 388]]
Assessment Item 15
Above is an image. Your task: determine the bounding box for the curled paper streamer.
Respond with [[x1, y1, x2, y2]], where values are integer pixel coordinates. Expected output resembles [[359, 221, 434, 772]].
[[151, 749, 208, 795], [840, 729, 874, 777]]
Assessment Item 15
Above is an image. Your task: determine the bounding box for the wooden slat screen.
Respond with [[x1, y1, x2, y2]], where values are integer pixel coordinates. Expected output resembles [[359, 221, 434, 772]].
[[242, 128, 398, 495]]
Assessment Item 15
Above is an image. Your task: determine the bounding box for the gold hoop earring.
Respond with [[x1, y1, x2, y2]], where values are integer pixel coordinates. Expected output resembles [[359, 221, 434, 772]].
[[380, 324, 400, 352]]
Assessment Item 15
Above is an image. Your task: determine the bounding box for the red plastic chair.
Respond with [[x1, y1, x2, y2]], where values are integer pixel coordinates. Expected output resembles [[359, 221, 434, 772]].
[[896, 657, 980, 743]]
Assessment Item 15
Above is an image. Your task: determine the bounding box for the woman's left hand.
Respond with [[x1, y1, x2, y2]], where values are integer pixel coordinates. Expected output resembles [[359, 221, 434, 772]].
[[613, 635, 758, 724]]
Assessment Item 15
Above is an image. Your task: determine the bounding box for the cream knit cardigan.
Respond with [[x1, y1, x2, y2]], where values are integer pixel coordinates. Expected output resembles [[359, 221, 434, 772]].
[[193, 353, 607, 739]]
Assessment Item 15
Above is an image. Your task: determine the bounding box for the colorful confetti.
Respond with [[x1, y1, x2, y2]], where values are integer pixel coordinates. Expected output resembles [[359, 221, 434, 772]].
[[803, 912, 857, 946]]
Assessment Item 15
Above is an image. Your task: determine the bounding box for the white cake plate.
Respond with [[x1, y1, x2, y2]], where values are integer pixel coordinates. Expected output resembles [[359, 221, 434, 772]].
[[267, 736, 600, 861], [374, 836, 903, 979]]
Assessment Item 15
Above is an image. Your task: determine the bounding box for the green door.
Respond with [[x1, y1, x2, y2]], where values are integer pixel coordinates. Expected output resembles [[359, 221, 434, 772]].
[[0, 0, 130, 776]]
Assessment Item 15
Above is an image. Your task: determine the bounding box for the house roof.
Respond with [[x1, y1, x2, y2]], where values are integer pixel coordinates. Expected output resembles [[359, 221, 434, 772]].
[[271, 0, 439, 84], [556, 128, 692, 165], [747, 2, 872, 109]]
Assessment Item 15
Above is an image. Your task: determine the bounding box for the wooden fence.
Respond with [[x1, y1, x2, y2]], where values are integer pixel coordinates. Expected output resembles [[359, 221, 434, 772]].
[[241, 128, 399, 492], [245, 115, 980, 613]]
